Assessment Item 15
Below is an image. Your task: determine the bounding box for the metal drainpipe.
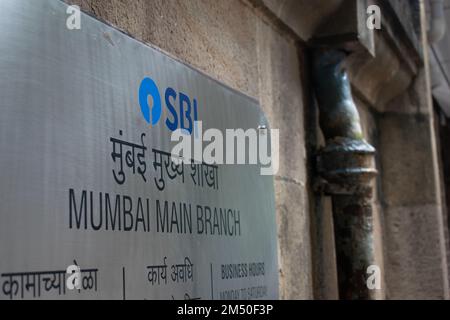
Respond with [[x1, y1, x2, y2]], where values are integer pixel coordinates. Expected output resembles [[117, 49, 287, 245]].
[[312, 49, 378, 299]]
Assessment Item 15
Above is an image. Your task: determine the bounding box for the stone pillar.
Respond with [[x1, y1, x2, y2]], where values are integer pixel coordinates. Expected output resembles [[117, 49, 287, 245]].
[[380, 71, 450, 299]]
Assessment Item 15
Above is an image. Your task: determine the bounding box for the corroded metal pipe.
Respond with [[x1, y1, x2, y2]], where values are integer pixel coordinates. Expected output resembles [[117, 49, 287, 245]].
[[313, 49, 378, 299]]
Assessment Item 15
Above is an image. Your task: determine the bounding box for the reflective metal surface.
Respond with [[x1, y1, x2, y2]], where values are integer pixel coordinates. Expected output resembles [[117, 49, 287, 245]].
[[0, 0, 278, 300]]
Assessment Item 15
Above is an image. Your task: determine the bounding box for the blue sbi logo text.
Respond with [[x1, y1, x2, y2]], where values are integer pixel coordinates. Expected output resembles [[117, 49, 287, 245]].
[[139, 77, 198, 134]]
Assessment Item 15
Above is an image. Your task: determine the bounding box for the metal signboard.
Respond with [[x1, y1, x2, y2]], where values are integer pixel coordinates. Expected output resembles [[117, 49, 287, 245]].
[[0, 0, 278, 300]]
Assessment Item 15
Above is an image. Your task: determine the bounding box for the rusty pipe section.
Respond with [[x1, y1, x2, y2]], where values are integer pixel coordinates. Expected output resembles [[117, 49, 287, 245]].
[[312, 49, 378, 299]]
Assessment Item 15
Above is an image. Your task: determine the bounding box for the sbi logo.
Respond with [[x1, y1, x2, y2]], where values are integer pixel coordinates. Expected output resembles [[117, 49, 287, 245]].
[[139, 77, 198, 134]]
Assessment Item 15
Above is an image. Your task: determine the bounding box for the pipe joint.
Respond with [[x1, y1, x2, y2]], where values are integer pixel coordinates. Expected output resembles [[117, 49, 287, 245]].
[[317, 137, 377, 197]]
